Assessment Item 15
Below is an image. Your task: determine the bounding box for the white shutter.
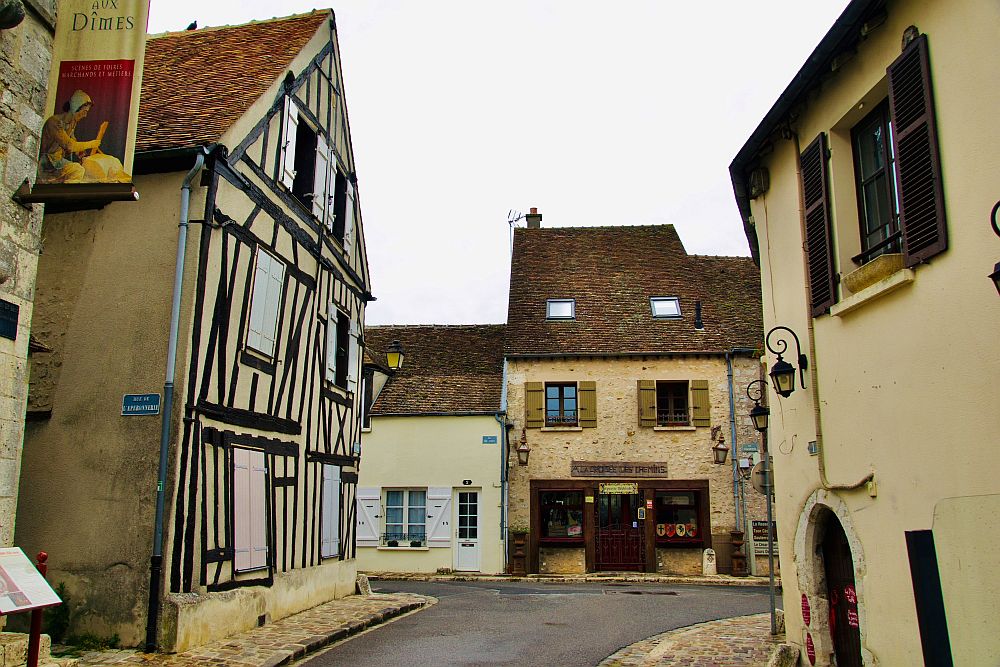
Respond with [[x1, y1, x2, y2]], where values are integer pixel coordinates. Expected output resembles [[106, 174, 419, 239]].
[[342, 181, 355, 257], [355, 487, 380, 547], [312, 138, 331, 225], [279, 97, 298, 189], [260, 255, 284, 357], [232, 448, 252, 571], [249, 450, 268, 570], [246, 251, 270, 354], [326, 164, 338, 230], [321, 464, 341, 558], [325, 306, 338, 382], [426, 487, 452, 548], [347, 317, 360, 393]]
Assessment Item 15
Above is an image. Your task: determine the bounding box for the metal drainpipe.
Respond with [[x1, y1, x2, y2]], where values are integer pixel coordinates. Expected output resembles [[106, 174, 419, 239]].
[[495, 358, 510, 572], [725, 352, 741, 529], [789, 132, 872, 492], [145, 148, 207, 652]]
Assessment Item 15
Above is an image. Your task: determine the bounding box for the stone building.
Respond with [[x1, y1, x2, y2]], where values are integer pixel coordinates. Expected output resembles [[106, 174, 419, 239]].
[[504, 216, 767, 575], [730, 0, 1000, 663], [0, 0, 55, 551]]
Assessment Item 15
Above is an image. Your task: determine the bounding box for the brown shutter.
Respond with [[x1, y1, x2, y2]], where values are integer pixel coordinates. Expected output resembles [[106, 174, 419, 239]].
[[691, 380, 710, 427], [578, 381, 597, 428], [800, 133, 836, 316], [888, 34, 947, 267], [637, 380, 656, 427], [525, 382, 544, 428]]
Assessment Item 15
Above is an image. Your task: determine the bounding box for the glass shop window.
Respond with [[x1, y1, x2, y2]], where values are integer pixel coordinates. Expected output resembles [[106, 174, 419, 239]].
[[654, 490, 702, 545], [540, 491, 584, 541]]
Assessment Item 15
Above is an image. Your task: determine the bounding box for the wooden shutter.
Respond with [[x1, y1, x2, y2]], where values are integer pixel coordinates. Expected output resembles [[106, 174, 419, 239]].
[[279, 97, 298, 189], [637, 380, 656, 427], [355, 487, 380, 547], [260, 254, 284, 357], [347, 317, 360, 393], [232, 448, 251, 571], [312, 138, 331, 225], [525, 382, 544, 428], [249, 450, 268, 570], [426, 487, 452, 548], [691, 380, 711, 427], [321, 464, 341, 558], [888, 34, 947, 267], [325, 305, 338, 382], [246, 251, 270, 354], [343, 181, 356, 257], [578, 381, 597, 428], [800, 133, 837, 316]]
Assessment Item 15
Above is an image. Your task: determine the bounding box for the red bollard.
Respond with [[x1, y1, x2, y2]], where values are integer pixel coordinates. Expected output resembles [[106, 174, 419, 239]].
[[26, 552, 48, 667]]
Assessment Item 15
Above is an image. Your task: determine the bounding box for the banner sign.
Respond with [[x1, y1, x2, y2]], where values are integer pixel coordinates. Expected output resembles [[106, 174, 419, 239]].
[[31, 0, 149, 200], [571, 461, 668, 478]]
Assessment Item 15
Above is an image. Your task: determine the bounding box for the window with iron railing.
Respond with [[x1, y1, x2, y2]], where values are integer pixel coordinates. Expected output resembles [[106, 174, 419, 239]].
[[545, 383, 577, 426], [656, 381, 689, 426], [383, 489, 426, 547]]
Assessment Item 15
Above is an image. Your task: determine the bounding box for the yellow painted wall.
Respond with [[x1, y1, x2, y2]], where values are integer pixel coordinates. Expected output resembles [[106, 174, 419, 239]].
[[746, 1, 1000, 664], [357, 414, 505, 574]]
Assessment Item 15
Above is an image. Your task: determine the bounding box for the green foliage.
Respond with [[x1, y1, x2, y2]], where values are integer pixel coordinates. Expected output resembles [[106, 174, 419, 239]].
[[64, 633, 120, 651], [44, 583, 70, 644]]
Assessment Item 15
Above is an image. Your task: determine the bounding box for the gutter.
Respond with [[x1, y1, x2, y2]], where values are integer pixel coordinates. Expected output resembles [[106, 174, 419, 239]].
[[726, 347, 757, 530], [505, 350, 759, 361], [496, 358, 511, 573], [145, 146, 209, 651]]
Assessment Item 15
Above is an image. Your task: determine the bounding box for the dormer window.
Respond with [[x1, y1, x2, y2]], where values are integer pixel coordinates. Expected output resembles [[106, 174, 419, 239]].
[[546, 299, 575, 320], [650, 297, 681, 319]]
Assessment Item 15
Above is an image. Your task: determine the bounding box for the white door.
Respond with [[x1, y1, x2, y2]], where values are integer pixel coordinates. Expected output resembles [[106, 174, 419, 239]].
[[454, 490, 481, 572]]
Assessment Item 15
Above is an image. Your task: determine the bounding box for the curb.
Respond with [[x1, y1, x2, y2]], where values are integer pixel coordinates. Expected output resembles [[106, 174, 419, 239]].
[[365, 572, 778, 588]]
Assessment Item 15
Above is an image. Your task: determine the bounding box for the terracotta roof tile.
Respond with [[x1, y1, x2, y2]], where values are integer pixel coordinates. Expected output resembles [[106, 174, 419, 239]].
[[505, 225, 762, 356], [365, 325, 505, 415], [137, 12, 330, 153]]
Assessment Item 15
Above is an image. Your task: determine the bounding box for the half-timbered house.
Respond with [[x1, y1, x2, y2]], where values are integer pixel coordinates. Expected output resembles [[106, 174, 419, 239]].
[[16, 11, 370, 651]]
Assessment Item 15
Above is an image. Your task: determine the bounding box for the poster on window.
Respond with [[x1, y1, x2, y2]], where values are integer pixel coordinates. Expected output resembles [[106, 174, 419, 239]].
[[31, 0, 149, 198], [0, 548, 61, 614]]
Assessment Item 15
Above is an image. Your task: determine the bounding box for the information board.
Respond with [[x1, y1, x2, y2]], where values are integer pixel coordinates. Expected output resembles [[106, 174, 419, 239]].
[[751, 520, 778, 556], [0, 548, 61, 614]]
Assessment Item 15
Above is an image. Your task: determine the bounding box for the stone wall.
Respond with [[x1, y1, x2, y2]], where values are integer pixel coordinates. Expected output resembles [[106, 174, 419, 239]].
[[0, 0, 54, 549], [507, 355, 768, 570]]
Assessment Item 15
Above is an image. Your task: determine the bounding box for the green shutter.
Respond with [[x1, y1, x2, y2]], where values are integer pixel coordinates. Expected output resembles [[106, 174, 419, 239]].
[[579, 381, 597, 428], [525, 382, 544, 428], [691, 380, 710, 427], [637, 380, 656, 427]]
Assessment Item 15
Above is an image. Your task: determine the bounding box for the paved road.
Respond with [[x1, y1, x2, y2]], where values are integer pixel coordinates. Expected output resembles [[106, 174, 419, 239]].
[[303, 580, 772, 667]]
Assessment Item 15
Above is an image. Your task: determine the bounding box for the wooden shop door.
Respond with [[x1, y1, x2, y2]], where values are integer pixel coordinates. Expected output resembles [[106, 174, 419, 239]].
[[822, 518, 863, 667], [595, 491, 645, 571]]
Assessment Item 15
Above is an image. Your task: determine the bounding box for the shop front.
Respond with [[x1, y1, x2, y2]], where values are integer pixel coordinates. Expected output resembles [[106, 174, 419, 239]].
[[528, 476, 712, 574]]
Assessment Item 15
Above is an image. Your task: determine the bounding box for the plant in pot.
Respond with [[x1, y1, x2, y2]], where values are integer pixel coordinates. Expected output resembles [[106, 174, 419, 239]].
[[508, 520, 529, 576], [409, 539, 423, 548], [387, 539, 399, 547]]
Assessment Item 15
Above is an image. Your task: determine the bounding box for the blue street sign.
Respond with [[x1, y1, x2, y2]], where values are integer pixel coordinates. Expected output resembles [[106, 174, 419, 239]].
[[740, 442, 759, 453], [122, 393, 161, 416], [482, 436, 497, 444]]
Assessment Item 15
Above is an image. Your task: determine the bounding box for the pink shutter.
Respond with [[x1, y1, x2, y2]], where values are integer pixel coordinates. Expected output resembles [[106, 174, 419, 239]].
[[249, 450, 268, 570], [232, 448, 252, 571]]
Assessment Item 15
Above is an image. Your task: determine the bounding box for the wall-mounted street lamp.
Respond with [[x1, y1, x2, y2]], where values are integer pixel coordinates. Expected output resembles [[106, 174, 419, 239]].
[[747, 379, 770, 432], [515, 429, 531, 466], [990, 201, 1000, 295], [765, 326, 808, 398], [712, 438, 730, 465], [385, 340, 405, 370]]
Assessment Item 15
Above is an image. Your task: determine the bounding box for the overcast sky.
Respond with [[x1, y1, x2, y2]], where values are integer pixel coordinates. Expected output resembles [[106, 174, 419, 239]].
[[148, 1, 851, 326]]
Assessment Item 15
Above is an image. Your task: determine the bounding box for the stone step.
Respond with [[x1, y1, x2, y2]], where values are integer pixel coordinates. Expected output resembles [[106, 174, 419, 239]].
[[0, 632, 53, 667]]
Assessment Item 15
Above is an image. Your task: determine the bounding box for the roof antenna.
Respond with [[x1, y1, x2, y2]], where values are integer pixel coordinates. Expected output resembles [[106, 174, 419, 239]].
[[507, 209, 525, 258]]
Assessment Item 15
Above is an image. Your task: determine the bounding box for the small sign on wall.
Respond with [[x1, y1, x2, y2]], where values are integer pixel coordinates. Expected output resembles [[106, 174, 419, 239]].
[[482, 435, 497, 444], [122, 393, 160, 416]]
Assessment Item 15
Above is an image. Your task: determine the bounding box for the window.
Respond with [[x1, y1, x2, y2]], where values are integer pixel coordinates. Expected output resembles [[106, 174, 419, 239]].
[[320, 464, 341, 558], [233, 448, 268, 571], [383, 489, 426, 546], [246, 248, 285, 358], [852, 103, 900, 263], [331, 170, 356, 250], [325, 308, 360, 392], [638, 380, 710, 427], [654, 490, 702, 545], [280, 97, 340, 233], [545, 383, 577, 426], [540, 491, 584, 541], [650, 297, 681, 318], [546, 299, 575, 320], [656, 381, 688, 426]]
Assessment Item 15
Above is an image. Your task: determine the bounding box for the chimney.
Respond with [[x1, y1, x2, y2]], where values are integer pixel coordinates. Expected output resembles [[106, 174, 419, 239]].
[[525, 207, 542, 229], [694, 300, 704, 331]]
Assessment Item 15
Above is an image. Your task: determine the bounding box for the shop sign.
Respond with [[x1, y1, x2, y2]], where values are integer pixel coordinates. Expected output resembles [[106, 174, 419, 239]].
[[28, 0, 150, 203], [599, 482, 638, 495], [751, 520, 778, 556], [571, 461, 668, 478]]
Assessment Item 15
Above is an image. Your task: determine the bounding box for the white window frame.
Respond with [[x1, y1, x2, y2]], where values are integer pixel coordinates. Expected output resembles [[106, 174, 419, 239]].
[[232, 448, 269, 573], [546, 298, 575, 320], [383, 488, 427, 547], [246, 248, 285, 358], [650, 296, 681, 319]]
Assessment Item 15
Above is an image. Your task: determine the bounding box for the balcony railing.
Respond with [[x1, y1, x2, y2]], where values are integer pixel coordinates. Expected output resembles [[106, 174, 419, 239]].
[[381, 530, 426, 547], [656, 409, 689, 426], [545, 412, 578, 427]]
